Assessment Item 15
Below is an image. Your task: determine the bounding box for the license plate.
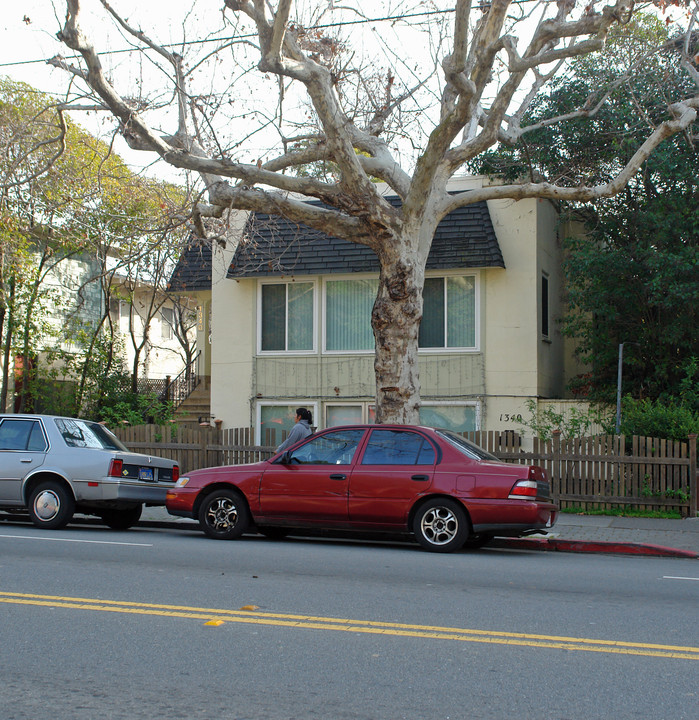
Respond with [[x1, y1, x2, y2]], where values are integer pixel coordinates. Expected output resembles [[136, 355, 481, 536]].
[[139, 467, 155, 482]]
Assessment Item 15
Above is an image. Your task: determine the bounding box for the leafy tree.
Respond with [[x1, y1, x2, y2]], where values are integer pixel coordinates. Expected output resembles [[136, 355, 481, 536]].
[[614, 396, 699, 440], [606, 359, 699, 440], [474, 14, 699, 406], [0, 78, 191, 414], [50, 1, 699, 422]]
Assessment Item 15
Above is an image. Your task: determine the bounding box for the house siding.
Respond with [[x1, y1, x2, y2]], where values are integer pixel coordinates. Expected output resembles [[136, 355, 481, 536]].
[[253, 352, 486, 401]]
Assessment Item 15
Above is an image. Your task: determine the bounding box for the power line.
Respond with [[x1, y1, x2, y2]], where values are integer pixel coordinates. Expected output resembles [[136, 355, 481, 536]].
[[0, 3, 545, 69]]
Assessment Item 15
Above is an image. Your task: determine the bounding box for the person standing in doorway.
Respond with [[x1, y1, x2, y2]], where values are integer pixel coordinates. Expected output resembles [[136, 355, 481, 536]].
[[276, 407, 313, 452]]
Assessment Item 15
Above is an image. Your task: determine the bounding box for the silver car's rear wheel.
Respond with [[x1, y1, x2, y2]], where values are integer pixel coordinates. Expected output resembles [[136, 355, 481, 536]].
[[413, 498, 468, 553], [28, 481, 75, 530], [198, 489, 250, 540]]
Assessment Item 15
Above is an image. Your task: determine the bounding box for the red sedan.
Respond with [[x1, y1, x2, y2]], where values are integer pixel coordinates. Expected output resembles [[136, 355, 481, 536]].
[[166, 425, 557, 553]]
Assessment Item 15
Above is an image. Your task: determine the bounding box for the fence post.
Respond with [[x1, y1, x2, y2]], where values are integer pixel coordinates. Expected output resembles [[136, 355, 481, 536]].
[[199, 427, 208, 470], [689, 433, 697, 518], [551, 430, 562, 505]]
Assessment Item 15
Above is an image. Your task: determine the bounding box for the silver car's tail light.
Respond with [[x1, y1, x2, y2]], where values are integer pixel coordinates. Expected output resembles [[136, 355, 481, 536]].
[[108, 459, 123, 477]]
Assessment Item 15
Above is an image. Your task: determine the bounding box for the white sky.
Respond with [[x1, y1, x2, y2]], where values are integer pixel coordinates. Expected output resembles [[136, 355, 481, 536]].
[[1, 1, 249, 181], [6, 2, 116, 89], [1, 1, 691, 184], [2, 1, 459, 183]]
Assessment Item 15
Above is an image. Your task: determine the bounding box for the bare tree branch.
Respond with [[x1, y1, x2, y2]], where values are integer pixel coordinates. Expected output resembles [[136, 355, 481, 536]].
[[49, 0, 699, 422]]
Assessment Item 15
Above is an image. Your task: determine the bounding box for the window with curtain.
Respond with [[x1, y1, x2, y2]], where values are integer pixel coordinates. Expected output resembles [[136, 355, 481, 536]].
[[260, 281, 314, 352], [325, 403, 376, 426], [325, 278, 377, 351], [419, 404, 478, 432], [419, 275, 477, 349]]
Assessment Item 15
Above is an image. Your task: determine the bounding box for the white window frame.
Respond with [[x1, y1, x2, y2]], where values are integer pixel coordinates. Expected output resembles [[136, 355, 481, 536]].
[[418, 270, 481, 353], [257, 279, 318, 356], [256, 400, 319, 446]]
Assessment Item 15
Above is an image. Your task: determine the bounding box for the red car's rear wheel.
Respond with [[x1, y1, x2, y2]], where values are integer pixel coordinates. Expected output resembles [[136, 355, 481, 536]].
[[413, 498, 469, 553]]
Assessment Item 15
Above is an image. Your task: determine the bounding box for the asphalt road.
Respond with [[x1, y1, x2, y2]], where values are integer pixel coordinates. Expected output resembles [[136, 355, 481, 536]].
[[1, 519, 698, 720]]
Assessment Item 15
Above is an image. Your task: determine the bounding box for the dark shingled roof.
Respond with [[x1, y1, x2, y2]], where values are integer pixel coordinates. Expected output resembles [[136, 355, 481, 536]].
[[228, 197, 504, 278], [168, 238, 213, 292]]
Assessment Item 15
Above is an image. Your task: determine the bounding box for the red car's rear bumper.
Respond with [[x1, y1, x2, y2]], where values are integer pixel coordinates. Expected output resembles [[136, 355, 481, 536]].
[[464, 498, 557, 535]]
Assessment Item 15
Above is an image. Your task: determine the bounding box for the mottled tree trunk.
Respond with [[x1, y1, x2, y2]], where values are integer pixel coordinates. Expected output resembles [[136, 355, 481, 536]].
[[372, 242, 425, 425]]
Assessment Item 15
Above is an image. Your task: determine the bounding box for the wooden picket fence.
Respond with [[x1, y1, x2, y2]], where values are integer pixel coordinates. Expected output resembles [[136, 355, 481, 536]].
[[115, 425, 275, 472], [114, 425, 698, 517], [462, 431, 697, 516]]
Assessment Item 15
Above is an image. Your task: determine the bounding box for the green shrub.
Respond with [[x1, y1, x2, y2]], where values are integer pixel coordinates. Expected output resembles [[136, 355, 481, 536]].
[[96, 391, 174, 427], [613, 397, 699, 441], [516, 399, 608, 440]]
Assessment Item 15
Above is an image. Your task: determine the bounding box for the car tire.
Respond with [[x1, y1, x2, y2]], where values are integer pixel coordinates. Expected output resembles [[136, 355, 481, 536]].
[[28, 481, 75, 530], [100, 505, 143, 530], [198, 489, 250, 540], [412, 498, 469, 553]]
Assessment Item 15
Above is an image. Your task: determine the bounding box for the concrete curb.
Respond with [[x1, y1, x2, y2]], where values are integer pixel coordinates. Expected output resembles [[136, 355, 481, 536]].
[[490, 536, 699, 559]]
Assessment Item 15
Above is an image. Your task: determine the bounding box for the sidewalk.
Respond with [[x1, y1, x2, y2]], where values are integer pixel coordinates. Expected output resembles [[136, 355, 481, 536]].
[[140, 507, 699, 558], [507, 512, 699, 558]]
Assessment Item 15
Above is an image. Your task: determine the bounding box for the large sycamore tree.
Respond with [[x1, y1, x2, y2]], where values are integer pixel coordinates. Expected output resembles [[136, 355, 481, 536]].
[[51, 0, 699, 423]]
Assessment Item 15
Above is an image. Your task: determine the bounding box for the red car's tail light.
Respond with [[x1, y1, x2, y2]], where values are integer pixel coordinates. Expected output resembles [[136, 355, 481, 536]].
[[108, 459, 123, 477], [172, 466, 179, 483], [509, 479, 538, 499]]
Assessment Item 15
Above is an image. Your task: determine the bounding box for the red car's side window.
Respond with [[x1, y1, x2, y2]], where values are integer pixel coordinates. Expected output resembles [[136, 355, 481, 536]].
[[360, 430, 436, 466], [287, 429, 365, 465]]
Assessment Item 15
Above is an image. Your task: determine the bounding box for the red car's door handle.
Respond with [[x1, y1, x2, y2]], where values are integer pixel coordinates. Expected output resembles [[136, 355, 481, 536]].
[[329, 474, 346, 480], [411, 474, 430, 481]]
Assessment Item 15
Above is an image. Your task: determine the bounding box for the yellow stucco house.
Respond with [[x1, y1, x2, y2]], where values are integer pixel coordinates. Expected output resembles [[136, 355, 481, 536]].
[[169, 177, 584, 444]]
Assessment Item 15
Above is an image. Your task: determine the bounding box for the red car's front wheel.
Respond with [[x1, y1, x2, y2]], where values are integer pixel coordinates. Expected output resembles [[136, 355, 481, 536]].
[[198, 489, 250, 540]]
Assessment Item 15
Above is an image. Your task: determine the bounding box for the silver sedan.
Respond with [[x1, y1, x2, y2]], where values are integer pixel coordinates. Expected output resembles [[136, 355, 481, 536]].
[[0, 414, 178, 530]]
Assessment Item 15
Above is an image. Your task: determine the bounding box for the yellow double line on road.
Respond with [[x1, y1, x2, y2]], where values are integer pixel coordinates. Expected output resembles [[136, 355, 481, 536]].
[[2, 591, 698, 660]]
